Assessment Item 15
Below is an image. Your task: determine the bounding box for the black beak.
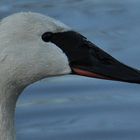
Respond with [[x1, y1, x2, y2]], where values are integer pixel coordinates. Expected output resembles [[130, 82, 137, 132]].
[[42, 31, 140, 84]]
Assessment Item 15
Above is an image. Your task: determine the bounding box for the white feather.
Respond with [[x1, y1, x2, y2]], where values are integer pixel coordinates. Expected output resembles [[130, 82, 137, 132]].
[[0, 12, 71, 140]]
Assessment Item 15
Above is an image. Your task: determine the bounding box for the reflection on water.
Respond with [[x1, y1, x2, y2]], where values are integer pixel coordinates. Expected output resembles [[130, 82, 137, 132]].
[[0, 0, 140, 140]]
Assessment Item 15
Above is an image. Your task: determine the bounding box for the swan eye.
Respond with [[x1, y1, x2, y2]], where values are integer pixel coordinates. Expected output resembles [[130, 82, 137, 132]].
[[41, 32, 53, 42]]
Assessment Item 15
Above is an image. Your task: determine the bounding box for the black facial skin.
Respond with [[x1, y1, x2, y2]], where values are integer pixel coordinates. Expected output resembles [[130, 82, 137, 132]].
[[42, 32, 53, 42], [42, 31, 140, 84]]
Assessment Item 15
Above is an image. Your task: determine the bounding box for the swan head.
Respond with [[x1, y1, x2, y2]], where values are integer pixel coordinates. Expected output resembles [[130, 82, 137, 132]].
[[0, 12, 71, 87], [0, 12, 140, 90]]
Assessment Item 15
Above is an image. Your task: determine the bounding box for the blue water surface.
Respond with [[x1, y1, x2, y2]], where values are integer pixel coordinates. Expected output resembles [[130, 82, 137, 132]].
[[0, 0, 140, 140]]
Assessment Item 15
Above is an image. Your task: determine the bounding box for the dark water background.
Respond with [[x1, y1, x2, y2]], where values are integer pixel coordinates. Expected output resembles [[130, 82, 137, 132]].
[[0, 0, 140, 140]]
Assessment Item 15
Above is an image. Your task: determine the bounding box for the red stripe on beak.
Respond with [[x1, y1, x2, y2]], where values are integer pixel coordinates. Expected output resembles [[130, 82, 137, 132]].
[[72, 68, 112, 80]]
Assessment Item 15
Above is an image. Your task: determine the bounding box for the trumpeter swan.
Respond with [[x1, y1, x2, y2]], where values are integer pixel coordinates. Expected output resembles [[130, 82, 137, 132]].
[[0, 12, 140, 140]]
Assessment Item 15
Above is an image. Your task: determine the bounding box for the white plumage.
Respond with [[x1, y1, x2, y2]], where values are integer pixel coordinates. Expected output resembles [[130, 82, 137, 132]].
[[0, 12, 71, 140]]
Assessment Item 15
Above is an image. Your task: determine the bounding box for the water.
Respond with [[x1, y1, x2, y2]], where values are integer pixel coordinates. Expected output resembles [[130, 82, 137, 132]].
[[0, 0, 140, 140]]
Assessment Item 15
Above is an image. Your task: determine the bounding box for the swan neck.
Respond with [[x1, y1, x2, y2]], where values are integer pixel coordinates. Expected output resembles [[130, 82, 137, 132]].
[[0, 85, 21, 140]]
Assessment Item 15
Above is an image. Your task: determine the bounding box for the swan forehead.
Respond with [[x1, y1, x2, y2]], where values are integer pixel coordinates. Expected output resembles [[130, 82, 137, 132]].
[[0, 12, 70, 35]]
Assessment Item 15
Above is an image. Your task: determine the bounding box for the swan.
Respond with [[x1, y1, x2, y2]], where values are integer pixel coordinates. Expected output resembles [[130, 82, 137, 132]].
[[0, 12, 140, 140]]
